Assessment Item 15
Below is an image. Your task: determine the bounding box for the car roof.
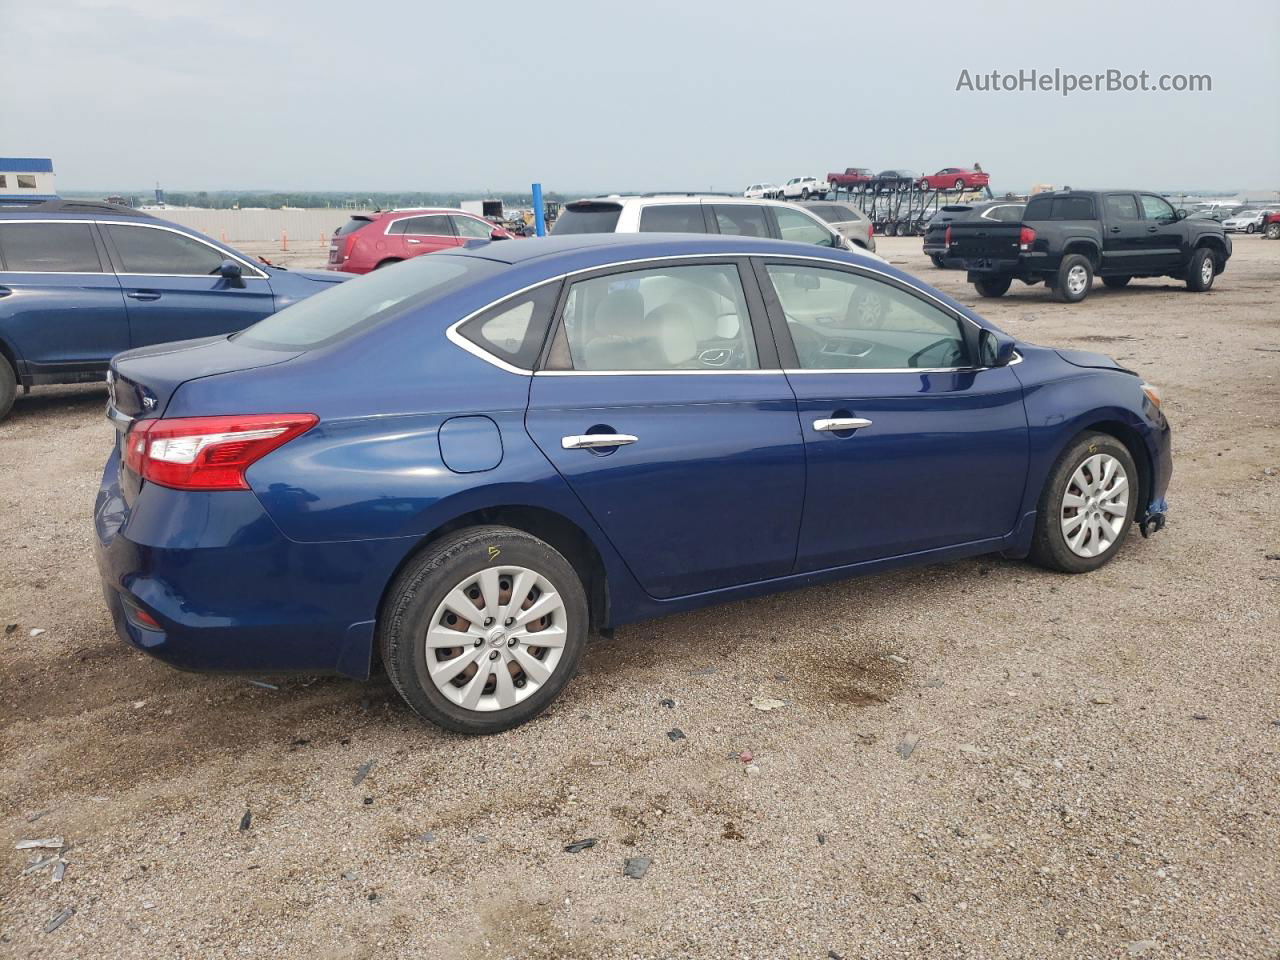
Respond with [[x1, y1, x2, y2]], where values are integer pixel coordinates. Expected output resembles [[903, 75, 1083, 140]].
[[0, 198, 158, 220], [568, 195, 813, 210]]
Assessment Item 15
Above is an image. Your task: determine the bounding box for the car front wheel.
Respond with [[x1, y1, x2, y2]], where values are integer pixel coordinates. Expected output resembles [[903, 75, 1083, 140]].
[[1185, 247, 1215, 292], [0, 357, 16, 421], [379, 525, 589, 734], [1030, 432, 1138, 573]]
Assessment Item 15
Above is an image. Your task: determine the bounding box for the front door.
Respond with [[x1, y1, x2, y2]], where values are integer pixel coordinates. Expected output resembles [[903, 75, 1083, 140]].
[[1138, 194, 1185, 272], [101, 222, 274, 348], [525, 259, 805, 599], [0, 220, 129, 370], [755, 258, 1029, 571], [1099, 193, 1147, 274]]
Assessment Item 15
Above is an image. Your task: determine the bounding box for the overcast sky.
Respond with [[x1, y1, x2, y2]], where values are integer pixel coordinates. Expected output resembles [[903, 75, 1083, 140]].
[[3, 0, 1277, 195]]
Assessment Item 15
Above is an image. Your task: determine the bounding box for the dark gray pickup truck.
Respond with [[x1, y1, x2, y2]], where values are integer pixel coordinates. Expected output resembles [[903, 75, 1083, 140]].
[[946, 189, 1232, 303]]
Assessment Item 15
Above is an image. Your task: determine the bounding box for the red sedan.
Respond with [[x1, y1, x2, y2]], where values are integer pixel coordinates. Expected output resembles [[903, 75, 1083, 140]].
[[918, 168, 990, 192], [328, 208, 513, 274]]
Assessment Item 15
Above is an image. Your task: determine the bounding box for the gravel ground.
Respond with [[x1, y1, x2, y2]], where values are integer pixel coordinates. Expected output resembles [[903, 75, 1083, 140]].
[[2, 236, 1277, 959]]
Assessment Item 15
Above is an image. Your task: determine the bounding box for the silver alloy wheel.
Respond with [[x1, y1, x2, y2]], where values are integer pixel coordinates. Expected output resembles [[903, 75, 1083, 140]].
[[1066, 264, 1089, 297], [424, 565, 567, 712], [1060, 453, 1129, 558], [1200, 254, 1214, 285]]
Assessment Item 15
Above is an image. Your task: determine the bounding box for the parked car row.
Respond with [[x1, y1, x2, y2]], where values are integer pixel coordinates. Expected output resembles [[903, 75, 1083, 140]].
[[826, 167, 990, 194]]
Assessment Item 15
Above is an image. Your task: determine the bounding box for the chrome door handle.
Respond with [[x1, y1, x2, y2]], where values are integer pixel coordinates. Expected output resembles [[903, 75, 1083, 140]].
[[561, 433, 638, 450], [406, 238, 423, 244], [813, 417, 872, 432]]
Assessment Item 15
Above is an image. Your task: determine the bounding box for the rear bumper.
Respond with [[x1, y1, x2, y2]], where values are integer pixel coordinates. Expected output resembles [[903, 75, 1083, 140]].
[[93, 447, 405, 679]]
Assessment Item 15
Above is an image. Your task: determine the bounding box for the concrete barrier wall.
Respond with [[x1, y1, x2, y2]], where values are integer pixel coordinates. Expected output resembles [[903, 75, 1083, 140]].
[[146, 208, 374, 244]]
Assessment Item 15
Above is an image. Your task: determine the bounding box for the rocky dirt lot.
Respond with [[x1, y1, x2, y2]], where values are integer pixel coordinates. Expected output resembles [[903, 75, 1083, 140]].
[[1, 237, 1277, 959]]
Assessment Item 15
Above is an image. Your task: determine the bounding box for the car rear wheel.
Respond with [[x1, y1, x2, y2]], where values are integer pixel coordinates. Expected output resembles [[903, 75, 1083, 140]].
[[974, 276, 1011, 297], [374, 258, 402, 270], [930, 254, 945, 268], [1053, 254, 1093, 303], [1185, 247, 1215, 292], [379, 525, 589, 734], [954, 179, 965, 190], [1102, 275, 1131, 289], [1030, 432, 1137, 573], [0, 357, 16, 421], [1266, 223, 1280, 239]]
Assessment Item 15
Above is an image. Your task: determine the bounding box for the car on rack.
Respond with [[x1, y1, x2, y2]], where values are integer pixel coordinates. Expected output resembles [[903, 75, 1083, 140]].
[[827, 168, 875, 193], [946, 189, 1231, 303], [918, 168, 991, 192], [922, 200, 1026, 268], [0, 199, 348, 421], [780, 176, 830, 200], [796, 200, 876, 252], [743, 183, 781, 199], [873, 170, 918, 193], [95, 231, 1171, 734], [328, 208, 514, 274], [550, 195, 870, 254]]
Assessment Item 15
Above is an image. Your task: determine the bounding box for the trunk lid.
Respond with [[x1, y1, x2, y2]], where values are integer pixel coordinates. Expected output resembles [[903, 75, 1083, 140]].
[[947, 221, 1022, 259]]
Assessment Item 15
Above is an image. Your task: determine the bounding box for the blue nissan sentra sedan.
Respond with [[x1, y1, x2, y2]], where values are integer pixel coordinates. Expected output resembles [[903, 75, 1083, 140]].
[[94, 233, 1171, 734]]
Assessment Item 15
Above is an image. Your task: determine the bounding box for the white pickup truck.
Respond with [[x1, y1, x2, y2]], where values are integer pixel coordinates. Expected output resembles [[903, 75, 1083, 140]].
[[780, 176, 830, 200]]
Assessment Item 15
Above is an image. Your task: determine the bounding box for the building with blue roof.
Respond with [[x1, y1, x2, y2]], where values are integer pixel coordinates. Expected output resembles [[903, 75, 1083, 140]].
[[0, 158, 58, 206]]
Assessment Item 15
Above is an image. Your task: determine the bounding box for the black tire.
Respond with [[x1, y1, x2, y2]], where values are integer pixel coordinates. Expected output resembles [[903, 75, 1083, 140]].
[[974, 276, 1012, 298], [1052, 253, 1093, 303], [374, 258, 402, 270], [1029, 432, 1138, 574], [1266, 223, 1280, 240], [0, 357, 16, 421], [1185, 246, 1215, 292], [1245, 224, 1255, 234], [930, 254, 945, 269], [379, 525, 589, 734], [801, 188, 810, 200], [954, 179, 965, 190], [1102, 275, 1131, 289]]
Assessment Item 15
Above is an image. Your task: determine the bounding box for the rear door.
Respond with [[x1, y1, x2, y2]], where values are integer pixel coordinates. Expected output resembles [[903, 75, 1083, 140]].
[[102, 222, 275, 348], [0, 220, 129, 369], [756, 258, 1028, 570], [392, 214, 461, 258], [1099, 193, 1146, 273], [525, 258, 805, 599]]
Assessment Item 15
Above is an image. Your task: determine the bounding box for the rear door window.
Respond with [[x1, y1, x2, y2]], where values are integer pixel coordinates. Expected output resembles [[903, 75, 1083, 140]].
[[1024, 196, 1096, 220], [0, 222, 102, 272], [710, 204, 770, 237], [392, 215, 453, 237], [638, 204, 707, 233], [1103, 194, 1141, 221], [106, 224, 228, 275]]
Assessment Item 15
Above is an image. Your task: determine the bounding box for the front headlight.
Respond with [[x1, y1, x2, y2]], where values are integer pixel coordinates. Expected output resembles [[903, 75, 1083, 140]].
[[1141, 381, 1162, 410]]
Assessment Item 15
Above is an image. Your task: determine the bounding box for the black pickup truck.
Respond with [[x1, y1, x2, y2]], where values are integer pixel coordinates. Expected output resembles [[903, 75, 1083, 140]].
[[946, 189, 1232, 303]]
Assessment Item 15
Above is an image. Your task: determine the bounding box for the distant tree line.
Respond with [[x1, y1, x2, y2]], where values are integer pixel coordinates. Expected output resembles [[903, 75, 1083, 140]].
[[65, 190, 583, 210]]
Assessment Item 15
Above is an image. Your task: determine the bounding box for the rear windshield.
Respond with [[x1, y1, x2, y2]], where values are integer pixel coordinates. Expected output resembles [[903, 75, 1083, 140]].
[[1024, 196, 1095, 220], [334, 216, 374, 237], [235, 255, 500, 349], [551, 204, 622, 235]]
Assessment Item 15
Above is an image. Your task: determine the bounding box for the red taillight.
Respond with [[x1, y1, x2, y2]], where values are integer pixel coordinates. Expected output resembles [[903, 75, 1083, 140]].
[[125, 414, 318, 491], [1019, 226, 1036, 250], [867, 221, 874, 239], [945, 225, 952, 246]]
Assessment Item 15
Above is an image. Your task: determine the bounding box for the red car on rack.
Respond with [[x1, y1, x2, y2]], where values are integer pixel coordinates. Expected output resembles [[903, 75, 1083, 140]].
[[918, 168, 991, 192], [328, 208, 513, 274]]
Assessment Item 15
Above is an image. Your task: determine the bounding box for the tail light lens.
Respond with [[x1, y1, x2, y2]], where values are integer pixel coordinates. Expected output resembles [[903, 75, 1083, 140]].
[[867, 221, 874, 240], [945, 225, 952, 246], [1019, 226, 1037, 250], [124, 414, 318, 491]]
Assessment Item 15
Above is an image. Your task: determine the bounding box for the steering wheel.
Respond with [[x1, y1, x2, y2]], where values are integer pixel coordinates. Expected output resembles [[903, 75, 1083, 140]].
[[908, 338, 963, 368]]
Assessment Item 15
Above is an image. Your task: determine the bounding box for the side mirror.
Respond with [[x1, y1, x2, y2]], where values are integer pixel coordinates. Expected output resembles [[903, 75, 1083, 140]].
[[979, 329, 1016, 368], [489, 228, 508, 241], [1175, 208, 1187, 220], [218, 260, 244, 286]]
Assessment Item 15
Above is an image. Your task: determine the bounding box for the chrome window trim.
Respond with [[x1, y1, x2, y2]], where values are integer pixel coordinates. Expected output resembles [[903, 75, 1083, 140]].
[[382, 214, 455, 239], [445, 251, 999, 376]]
